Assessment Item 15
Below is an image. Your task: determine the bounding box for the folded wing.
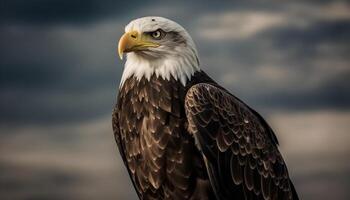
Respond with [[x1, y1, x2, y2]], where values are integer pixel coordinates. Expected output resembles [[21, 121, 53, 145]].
[[185, 83, 298, 200]]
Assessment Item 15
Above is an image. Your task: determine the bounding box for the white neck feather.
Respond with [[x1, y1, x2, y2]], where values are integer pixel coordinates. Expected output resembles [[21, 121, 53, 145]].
[[120, 50, 200, 87]]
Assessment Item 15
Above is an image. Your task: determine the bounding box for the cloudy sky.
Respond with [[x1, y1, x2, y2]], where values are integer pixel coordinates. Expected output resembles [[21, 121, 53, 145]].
[[1, 0, 349, 199]]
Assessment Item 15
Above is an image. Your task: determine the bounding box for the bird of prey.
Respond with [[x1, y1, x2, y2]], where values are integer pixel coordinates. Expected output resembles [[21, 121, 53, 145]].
[[112, 16, 299, 200]]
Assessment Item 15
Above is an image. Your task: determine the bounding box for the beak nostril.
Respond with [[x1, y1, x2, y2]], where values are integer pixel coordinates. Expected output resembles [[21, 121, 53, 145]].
[[131, 34, 137, 39]]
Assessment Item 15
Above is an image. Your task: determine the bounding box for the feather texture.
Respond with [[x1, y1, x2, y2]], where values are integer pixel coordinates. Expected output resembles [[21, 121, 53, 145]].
[[185, 83, 299, 200], [113, 71, 298, 199], [113, 72, 216, 199]]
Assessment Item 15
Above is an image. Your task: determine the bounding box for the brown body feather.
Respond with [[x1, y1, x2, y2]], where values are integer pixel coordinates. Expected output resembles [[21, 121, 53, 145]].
[[112, 71, 298, 200]]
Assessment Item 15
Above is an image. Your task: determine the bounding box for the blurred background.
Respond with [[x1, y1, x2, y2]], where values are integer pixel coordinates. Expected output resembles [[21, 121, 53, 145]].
[[1, 0, 349, 199]]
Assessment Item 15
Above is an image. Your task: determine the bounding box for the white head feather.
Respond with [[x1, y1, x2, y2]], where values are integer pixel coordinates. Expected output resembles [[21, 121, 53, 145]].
[[120, 16, 200, 87]]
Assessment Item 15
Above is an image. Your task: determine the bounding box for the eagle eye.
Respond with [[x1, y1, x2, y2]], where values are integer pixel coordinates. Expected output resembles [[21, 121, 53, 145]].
[[149, 29, 166, 40]]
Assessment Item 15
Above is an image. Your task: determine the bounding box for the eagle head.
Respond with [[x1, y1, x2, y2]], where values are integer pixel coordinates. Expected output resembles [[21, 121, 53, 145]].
[[118, 16, 200, 86]]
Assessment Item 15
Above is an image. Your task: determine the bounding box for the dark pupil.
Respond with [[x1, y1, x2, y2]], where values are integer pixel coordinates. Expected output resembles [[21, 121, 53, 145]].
[[153, 31, 160, 38]]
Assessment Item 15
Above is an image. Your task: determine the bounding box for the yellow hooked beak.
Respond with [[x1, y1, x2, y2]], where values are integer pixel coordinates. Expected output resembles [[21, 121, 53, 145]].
[[118, 30, 160, 60]]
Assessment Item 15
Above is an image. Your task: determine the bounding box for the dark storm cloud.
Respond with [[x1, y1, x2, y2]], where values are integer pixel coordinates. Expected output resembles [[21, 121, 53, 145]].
[[0, 89, 113, 125], [0, 22, 122, 124], [264, 20, 350, 58], [0, 63, 62, 88], [0, 1, 349, 125], [0, 0, 151, 25], [1, 0, 331, 26], [247, 72, 350, 111], [238, 19, 350, 110]]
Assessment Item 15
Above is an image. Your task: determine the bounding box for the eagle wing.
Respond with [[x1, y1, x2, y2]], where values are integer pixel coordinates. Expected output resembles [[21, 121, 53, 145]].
[[112, 104, 142, 199], [112, 106, 126, 165], [184, 83, 298, 200]]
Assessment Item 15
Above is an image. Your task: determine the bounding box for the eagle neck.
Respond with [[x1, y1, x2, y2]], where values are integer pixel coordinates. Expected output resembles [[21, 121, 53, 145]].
[[119, 51, 200, 88]]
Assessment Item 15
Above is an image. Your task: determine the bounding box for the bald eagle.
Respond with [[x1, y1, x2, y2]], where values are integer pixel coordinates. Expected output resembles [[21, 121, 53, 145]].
[[112, 17, 298, 200]]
